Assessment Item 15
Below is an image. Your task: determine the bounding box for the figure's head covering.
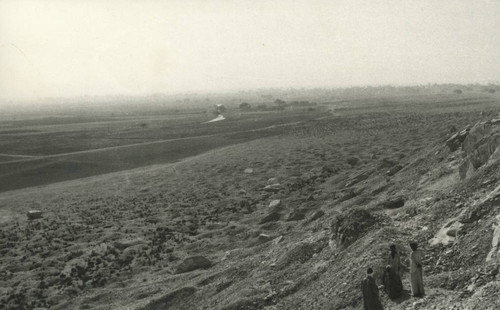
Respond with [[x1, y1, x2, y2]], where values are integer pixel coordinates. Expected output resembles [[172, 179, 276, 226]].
[[409, 241, 418, 250]]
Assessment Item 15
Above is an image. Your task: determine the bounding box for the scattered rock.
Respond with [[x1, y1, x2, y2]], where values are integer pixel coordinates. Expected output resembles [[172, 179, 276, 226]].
[[244, 168, 253, 174], [264, 184, 282, 193], [459, 119, 500, 179], [258, 234, 273, 243], [322, 164, 338, 175], [220, 297, 265, 310], [260, 212, 281, 224], [309, 210, 325, 221], [267, 177, 279, 185], [272, 235, 284, 246], [379, 157, 397, 168], [386, 164, 403, 176], [27, 210, 43, 220], [379, 196, 405, 209], [446, 228, 458, 237], [446, 127, 470, 152], [459, 160, 474, 180], [139, 287, 196, 310], [268, 200, 281, 209], [175, 256, 212, 274], [346, 156, 360, 166], [286, 209, 306, 221], [338, 189, 357, 201], [486, 214, 500, 262], [276, 242, 323, 269], [113, 238, 147, 250], [371, 183, 391, 195], [429, 220, 464, 247], [345, 169, 373, 187], [459, 198, 495, 224]]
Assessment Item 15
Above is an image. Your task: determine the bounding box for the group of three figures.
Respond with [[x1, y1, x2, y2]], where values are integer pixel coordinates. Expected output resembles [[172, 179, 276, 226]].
[[361, 242, 425, 310]]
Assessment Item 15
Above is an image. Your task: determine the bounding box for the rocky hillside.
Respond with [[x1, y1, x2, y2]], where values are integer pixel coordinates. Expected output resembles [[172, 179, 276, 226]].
[[1, 100, 499, 310]]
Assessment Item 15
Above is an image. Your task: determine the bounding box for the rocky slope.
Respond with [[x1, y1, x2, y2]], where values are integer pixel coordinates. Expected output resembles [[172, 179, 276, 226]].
[[1, 101, 499, 310]]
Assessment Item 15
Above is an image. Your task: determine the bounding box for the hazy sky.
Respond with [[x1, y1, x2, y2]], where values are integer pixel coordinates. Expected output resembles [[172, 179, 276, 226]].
[[1, 0, 499, 102]]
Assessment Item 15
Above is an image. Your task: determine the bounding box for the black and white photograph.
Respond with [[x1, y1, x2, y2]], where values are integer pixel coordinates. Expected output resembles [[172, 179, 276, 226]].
[[0, 1, 499, 309]]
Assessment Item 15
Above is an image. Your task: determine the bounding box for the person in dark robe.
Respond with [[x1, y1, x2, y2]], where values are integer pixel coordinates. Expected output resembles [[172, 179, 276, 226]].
[[409, 241, 425, 297], [382, 265, 402, 299], [387, 244, 401, 277], [387, 244, 403, 293], [361, 267, 384, 310]]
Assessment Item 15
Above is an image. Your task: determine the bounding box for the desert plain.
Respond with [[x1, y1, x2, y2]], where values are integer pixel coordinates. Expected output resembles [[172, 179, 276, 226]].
[[1, 88, 500, 309]]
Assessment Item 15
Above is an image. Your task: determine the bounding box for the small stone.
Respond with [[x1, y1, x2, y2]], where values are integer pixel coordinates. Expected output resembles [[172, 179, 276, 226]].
[[258, 234, 273, 243], [269, 200, 281, 208], [286, 210, 306, 221], [446, 228, 458, 237], [272, 236, 284, 245], [259, 212, 281, 224], [27, 210, 43, 220], [267, 177, 279, 185], [379, 197, 405, 209], [244, 168, 253, 174], [309, 210, 325, 221], [264, 184, 282, 192], [346, 156, 360, 166], [386, 164, 403, 176], [175, 256, 212, 274]]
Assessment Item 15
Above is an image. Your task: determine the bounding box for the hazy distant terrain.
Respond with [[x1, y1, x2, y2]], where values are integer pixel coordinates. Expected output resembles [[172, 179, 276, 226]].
[[0, 103, 325, 192]]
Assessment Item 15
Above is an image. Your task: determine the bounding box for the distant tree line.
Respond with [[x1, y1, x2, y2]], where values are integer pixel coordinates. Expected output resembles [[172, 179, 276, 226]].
[[239, 99, 317, 112]]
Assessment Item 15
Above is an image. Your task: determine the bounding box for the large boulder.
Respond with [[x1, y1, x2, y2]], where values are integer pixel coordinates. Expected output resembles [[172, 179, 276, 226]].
[[459, 119, 500, 178], [446, 127, 470, 152], [429, 220, 464, 247], [486, 214, 500, 262], [330, 209, 378, 249]]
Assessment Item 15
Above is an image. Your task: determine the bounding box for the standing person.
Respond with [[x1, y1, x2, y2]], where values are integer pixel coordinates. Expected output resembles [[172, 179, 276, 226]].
[[361, 267, 384, 310], [387, 244, 401, 277], [387, 244, 403, 292], [382, 265, 402, 299], [409, 241, 425, 297]]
